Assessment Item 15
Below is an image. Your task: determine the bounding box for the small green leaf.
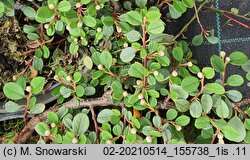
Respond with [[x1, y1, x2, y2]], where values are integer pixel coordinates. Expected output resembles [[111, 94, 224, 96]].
[[182, 0, 194, 8], [60, 86, 72, 98], [201, 94, 213, 113], [72, 113, 89, 136], [120, 47, 136, 63], [226, 90, 242, 102], [205, 83, 225, 94], [153, 116, 162, 128], [221, 125, 240, 142], [31, 77, 45, 94], [192, 34, 203, 46], [69, 42, 79, 54], [195, 116, 211, 129], [173, 0, 187, 13], [166, 109, 178, 120], [147, 20, 165, 34], [146, 11, 161, 23], [76, 85, 85, 97], [172, 46, 183, 61], [82, 15, 96, 28], [210, 55, 224, 73], [35, 122, 49, 136], [84, 56, 93, 69], [47, 112, 59, 124], [21, 6, 36, 20], [97, 109, 113, 123], [135, 0, 147, 8], [35, 6, 55, 23], [128, 62, 144, 79], [125, 30, 141, 42], [126, 11, 143, 26], [216, 100, 229, 118], [0, 2, 5, 14], [5, 101, 23, 113], [73, 72, 82, 83], [169, 4, 182, 19], [3, 82, 25, 100], [113, 125, 122, 136], [202, 67, 215, 79], [175, 115, 190, 126], [227, 74, 244, 86], [175, 99, 190, 112], [190, 100, 202, 118], [100, 50, 112, 69], [111, 81, 123, 100], [42, 45, 50, 58], [57, 0, 71, 12], [32, 57, 44, 71], [181, 76, 200, 92], [206, 36, 219, 44], [229, 51, 248, 66], [30, 103, 45, 114]]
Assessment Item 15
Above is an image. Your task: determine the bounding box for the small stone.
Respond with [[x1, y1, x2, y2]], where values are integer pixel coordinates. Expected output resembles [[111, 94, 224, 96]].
[[220, 51, 226, 57], [97, 27, 102, 32], [98, 64, 104, 70], [175, 125, 182, 131], [72, 137, 78, 144], [140, 99, 146, 105], [49, 4, 55, 10], [77, 22, 83, 28], [172, 70, 178, 77], [130, 128, 137, 134], [75, 2, 82, 8], [197, 72, 203, 79], [116, 26, 122, 33], [138, 94, 144, 100], [66, 76, 72, 82], [106, 140, 113, 144], [158, 51, 165, 56], [123, 42, 128, 48], [187, 62, 193, 67], [44, 24, 49, 29], [95, 5, 101, 10], [153, 71, 159, 76], [25, 86, 32, 93], [44, 130, 50, 136], [146, 136, 152, 143], [51, 123, 56, 128], [123, 91, 128, 97]]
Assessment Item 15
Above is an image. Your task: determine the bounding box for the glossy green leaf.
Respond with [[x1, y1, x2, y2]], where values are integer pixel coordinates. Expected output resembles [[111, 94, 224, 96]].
[[100, 50, 112, 69], [3, 82, 25, 100], [31, 77, 45, 94], [202, 67, 215, 79], [175, 115, 190, 126], [72, 113, 89, 136], [120, 47, 136, 63], [210, 55, 224, 73], [181, 76, 200, 92], [201, 94, 213, 113], [128, 62, 144, 79], [147, 20, 165, 34], [126, 11, 142, 26], [190, 100, 202, 118], [4, 101, 23, 113], [205, 83, 225, 94], [229, 51, 248, 66], [227, 74, 244, 86]]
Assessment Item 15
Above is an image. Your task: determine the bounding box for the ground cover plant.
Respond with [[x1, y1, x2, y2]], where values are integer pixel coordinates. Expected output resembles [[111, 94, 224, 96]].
[[0, 0, 250, 144]]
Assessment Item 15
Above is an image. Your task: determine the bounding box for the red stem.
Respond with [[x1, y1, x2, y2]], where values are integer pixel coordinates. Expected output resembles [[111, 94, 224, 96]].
[[223, 13, 250, 30]]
